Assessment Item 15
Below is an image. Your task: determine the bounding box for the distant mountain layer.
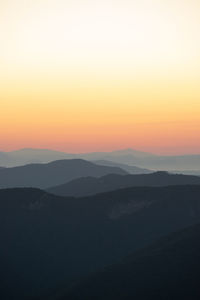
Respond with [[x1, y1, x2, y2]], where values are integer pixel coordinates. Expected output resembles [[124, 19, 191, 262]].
[[1, 148, 200, 171], [62, 223, 200, 300], [0, 159, 126, 189], [94, 159, 152, 174], [47, 171, 200, 197], [172, 170, 200, 176], [0, 148, 75, 167], [0, 148, 153, 167], [1, 185, 200, 299], [90, 153, 200, 172]]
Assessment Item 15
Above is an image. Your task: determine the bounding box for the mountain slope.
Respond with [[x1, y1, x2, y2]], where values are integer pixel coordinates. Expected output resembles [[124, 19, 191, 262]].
[[90, 154, 200, 171], [80, 150, 200, 171], [172, 170, 200, 176], [47, 171, 200, 197], [0, 152, 16, 167], [0, 148, 154, 168], [94, 159, 152, 174], [132, 154, 200, 172], [80, 148, 155, 160], [1, 148, 200, 171], [0, 159, 126, 189], [109, 148, 155, 157], [0, 148, 75, 167], [61, 223, 200, 300], [1, 186, 200, 299]]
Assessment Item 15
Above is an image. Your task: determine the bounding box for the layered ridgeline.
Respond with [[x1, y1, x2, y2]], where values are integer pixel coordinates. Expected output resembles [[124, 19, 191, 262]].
[[1, 152, 200, 192], [1, 185, 200, 299], [0, 148, 154, 167], [1, 148, 200, 172], [47, 171, 200, 197], [93, 159, 152, 174], [0, 149, 75, 167], [0, 159, 126, 189], [62, 223, 200, 300]]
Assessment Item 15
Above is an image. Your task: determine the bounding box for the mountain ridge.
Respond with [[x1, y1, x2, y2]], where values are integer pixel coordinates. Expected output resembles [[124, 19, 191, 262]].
[[1, 148, 200, 170], [60, 223, 200, 300], [1, 185, 200, 299], [0, 159, 127, 189], [47, 171, 200, 197]]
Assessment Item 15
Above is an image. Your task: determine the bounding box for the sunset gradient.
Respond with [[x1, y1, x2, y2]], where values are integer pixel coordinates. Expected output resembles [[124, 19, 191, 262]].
[[1, 0, 200, 154]]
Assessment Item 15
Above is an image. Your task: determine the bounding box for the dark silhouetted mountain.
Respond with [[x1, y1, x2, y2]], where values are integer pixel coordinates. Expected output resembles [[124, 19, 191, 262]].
[[1, 186, 200, 299], [94, 159, 152, 174], [0, 159, 127, 189], [47, 171, 200, 197], [62, 223, 200, 300]]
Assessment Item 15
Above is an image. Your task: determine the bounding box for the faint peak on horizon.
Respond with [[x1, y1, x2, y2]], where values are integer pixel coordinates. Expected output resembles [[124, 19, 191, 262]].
[[0, 0, 200, 154], [1, 147, 200, 157], [110, 148, 156, 157]]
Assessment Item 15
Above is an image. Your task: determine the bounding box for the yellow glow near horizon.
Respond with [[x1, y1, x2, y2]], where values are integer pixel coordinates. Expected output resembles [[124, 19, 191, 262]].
[[0, 0, 200, 154]]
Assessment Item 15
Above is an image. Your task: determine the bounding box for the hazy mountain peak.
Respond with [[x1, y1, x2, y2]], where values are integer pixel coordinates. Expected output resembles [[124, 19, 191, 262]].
[[10, 148, 68, 154], [0, 158, 126, 189], [47, 171, 200, 197], [110, 148, 156, 157]]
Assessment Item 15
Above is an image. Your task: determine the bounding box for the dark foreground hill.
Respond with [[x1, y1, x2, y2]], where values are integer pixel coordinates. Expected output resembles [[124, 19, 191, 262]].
[[0, 159, 126, 189], [62, 223, 200, 300], [47, 171, 200, 197], [1, 186, 200, 299]]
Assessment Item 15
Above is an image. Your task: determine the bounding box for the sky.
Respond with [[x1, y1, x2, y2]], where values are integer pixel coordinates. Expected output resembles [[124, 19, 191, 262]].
[[0, 0, 200, 154]]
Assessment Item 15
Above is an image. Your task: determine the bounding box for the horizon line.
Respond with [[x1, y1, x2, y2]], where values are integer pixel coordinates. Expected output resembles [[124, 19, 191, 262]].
[[1, 147, 200, 157]]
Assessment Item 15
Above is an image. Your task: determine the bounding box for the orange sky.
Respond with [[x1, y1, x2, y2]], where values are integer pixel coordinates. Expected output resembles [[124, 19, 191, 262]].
[[0, 0, 200, 154]]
